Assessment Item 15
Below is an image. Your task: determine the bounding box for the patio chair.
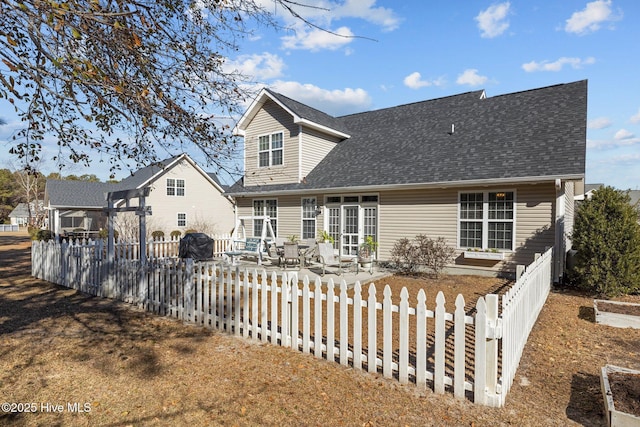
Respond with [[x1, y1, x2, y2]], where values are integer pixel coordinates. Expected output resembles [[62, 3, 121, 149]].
[[301, 239, 318, 267], [317, 242, 355, 276], [282, 242, 300, 269], [263, 240, 282, 266]]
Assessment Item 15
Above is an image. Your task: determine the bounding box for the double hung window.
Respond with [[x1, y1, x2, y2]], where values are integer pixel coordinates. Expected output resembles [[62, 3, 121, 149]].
[[177, 212, 187, 227], [459, 191, 514, 250], [258, 132, 283, 167], [253, 199, 278, 237], [167, 178, 185, 196], [301, 198, 316, 239]]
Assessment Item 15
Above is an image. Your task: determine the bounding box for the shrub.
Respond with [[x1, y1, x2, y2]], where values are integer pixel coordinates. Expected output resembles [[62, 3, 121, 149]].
[[415, 235, 456, 278], [151, 230, 165, 240], [184, 229, 198, 234], [570, 186, 640, 297], [170, 230, 182, 240], [98, 229, 119, 241], [391, 238, 418, 273], [28, 226, 39, 240], [391, 235, 455, 277], [35, 229, 54, 241]]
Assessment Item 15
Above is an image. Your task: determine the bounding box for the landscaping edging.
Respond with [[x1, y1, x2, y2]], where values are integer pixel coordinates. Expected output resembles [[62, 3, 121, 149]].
[[600, 365, 640, 427], [594, 300, 640, 329]]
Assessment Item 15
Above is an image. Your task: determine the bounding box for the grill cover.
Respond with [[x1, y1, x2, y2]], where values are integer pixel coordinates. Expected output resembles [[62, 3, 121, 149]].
[[179, 233, 214, 261]]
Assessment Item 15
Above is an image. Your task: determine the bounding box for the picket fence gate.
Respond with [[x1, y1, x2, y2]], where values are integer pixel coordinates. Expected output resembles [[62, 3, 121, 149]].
[[31, 239, 552, 407]]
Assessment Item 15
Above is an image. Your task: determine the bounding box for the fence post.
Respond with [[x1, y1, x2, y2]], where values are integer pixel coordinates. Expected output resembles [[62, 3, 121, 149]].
[[516, 265, 525, 281], [485, 294, 500, 407]]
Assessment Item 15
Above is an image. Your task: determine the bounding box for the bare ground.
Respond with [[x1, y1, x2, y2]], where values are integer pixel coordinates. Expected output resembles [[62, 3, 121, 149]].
[[1, 231, 639, 426]]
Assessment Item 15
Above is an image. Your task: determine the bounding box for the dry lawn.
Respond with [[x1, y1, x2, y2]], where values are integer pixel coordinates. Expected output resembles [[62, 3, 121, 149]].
[[1, 231, 640, 426]]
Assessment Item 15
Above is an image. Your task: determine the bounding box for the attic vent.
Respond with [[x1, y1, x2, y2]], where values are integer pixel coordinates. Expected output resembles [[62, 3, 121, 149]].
[[448, 124, 455, 135]]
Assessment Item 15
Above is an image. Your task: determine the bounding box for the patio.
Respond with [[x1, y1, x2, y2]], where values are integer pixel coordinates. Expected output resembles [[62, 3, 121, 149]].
[[223, 257, 392, 288]]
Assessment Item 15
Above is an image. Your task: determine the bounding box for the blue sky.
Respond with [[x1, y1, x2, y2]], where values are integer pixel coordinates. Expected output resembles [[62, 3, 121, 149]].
[[1, 0, 639, 189]]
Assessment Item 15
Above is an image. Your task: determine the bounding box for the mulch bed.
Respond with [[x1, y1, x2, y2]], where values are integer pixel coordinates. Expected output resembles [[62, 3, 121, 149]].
[[597, 301, 640, 316], [608, 372, 640, 417]]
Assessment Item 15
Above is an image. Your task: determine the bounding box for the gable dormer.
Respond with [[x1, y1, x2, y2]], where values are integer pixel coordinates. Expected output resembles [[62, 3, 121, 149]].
[[235, 88, 350, 186]]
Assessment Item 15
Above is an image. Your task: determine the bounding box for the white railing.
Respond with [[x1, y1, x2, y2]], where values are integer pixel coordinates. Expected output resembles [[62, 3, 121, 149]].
[[499, 247, 553, 405], [31, 240, 553, 407]]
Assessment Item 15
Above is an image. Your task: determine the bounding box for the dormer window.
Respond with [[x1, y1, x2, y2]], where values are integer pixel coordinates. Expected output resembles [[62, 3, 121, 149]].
[[258, 132, 283, 167]]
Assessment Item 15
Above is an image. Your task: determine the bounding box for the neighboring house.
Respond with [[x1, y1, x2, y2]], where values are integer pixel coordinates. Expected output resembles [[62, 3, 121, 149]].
[[228, 80, 588, 281], [8, 202, 46, 227], [9, 203, 30, 227], [45, 154, 235, 239]]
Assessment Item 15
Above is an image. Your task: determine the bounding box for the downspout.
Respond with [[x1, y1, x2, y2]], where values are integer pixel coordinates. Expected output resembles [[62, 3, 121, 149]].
[[554, 179, 565, 283], [298, 124, 303, 182]]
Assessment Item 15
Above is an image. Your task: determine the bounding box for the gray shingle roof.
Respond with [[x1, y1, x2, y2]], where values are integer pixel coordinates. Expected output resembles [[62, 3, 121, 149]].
[[9, 203, 30, 218], [264, 88, 351, 135], [45, 180, 119, 208], [117, 155, 183, 189], [228, 80, 587, 195], [45, 154, 227, 207]]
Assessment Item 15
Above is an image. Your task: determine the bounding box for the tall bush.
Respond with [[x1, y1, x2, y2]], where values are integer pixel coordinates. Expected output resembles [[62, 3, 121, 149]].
[[570, 186, 640, 297]]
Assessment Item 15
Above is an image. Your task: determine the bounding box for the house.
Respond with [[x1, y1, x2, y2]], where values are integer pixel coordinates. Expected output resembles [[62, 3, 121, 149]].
[[9, 203, 30, 227], [227, 81, 588, 281], [45, 154, 235, 239], [8, 201, 47, 228]]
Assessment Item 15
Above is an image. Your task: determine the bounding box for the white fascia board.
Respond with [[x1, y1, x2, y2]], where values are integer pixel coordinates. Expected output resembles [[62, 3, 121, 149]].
[[295, 118, 350, 139], [234, 88, 350, 140]]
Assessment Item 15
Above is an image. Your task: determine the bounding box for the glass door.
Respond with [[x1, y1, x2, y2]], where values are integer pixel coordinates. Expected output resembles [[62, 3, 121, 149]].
[[342, 205, 359, 255]]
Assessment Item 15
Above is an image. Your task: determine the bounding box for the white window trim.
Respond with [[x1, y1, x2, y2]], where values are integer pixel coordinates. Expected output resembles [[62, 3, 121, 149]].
[[167, 178, 186, 197], [323, 194, 379, 246], [457, 189, 516, 251], [177, 212, 187, 227], [301, 197, 317, 240], [252, 198, 278, 237], [257, 131, 284, 168]]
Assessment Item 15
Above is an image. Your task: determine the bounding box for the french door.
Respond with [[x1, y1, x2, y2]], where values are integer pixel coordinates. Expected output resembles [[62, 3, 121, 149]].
[[326, 197, 377, 256]]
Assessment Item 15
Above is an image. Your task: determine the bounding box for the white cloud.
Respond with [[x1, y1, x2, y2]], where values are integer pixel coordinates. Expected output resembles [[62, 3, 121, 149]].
[[269, 81, 371, 116], [456, 69, 488, 86], [403, 72, 445, 90], [267, 0, 400, 51], [588, 117, 612, 129], [614, 128, 635, 140], [475, 2, 511, 38], [587, 136, 640, 149], [223, 52, 285, 81], [565, 0, 621, 35], [522, 56, 596, 72], [333, 0, 401, 32], [281, 26, 354, 51], [630, 108, 640, 124]]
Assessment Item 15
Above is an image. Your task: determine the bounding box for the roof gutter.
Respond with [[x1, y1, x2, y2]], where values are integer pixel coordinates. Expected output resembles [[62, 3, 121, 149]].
[[226, 174, 584, 197]]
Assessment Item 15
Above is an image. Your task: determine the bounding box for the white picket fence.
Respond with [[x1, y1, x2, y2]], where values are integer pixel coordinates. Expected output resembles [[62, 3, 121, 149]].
[[49, 233, 233, 261], [31, 239, 552, 407], [499, 249, 553, 403]]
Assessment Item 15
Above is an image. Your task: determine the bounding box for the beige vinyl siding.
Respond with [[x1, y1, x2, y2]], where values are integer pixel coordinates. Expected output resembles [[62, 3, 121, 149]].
[[244, 100, 300, 186], [378, 188, 458, 260], [119, 158, 235, 237], [300, 127, 339, 178], [236, 182, 557, 275], [379, 184, 556, 274], [236, 195, 323, 239], [512, 183, 556, 267]]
